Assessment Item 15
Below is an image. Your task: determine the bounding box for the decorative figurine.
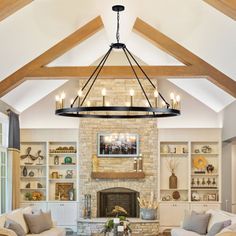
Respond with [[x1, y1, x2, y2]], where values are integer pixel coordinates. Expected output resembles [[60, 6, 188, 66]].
[[206, 164, 214, 173]]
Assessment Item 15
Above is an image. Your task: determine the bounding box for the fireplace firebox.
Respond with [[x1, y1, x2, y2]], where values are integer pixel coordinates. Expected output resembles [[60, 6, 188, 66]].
[[97, 187, 139, 217]]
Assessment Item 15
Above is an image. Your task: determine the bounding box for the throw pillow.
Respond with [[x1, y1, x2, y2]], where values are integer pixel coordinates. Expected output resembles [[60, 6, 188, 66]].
[[183, 213, 211, 235], [41, 211, 53, 228], [207, 220, 232, 236], [4, 219, 26, 236], [7, 209, 29, 234], [23, 211, 51, 234]]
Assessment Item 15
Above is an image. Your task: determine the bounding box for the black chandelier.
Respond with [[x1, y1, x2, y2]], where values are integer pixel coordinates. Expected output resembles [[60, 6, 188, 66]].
[[55, 5, 181, 119]]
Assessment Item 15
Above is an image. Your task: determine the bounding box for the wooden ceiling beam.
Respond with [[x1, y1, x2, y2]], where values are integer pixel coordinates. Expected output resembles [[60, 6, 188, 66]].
[[204, 0, 236, 20], [133, 17, 236, 98], [0, 0, 32, 22], [28, 65, 205, 79], [0, 16, 104, 97]]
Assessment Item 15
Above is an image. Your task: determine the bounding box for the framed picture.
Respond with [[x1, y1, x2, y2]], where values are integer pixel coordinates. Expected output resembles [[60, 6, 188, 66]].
[[98, 133, 139, 157], [55, 183, 73, 201], [207, 193, 217, 201]]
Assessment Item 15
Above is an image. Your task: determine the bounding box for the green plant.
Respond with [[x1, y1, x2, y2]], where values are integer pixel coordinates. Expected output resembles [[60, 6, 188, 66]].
[[102, 216, 132, 235], [24, 192, 32, 200]]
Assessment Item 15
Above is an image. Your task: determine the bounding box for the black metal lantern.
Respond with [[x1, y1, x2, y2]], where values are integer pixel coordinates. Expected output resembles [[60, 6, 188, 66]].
[[55, 5, 181, 119]]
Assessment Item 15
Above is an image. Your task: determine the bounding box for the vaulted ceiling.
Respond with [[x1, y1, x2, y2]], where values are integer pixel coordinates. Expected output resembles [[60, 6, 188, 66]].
[[0, 0, 235, 113]]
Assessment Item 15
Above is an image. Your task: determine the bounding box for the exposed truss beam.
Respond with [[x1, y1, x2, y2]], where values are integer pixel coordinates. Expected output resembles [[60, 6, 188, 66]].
[[28, 65, 203, 79], [0, 0, 32, 22], [204, 0, 236, 20], [133, 17, 236, 98], [0, 16, 104, 97]]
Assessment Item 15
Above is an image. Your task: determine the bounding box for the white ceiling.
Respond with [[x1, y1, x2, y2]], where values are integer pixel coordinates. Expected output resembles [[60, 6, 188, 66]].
[[0, 0, 235, 113]]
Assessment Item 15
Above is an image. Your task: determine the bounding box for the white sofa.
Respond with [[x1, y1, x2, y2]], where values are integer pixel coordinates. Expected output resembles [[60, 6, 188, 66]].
[[0, 207, 65, 236], [171, 209, 236, 236]]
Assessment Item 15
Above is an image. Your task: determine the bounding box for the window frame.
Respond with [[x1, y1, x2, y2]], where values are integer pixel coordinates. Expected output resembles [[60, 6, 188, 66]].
[[0, 112, 9, 214]]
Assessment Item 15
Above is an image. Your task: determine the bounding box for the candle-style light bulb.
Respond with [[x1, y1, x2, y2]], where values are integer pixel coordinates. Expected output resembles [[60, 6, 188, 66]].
[[170, 92, 175, 108], [161, 101, 166, 108], [130, 89, 134, 106], [61, 92, 66, 108], [77, 89, 83, 106], [176, 95, 181, 109], [154, 89, 159, 107], [55, 95, 60, 109], [102, 88, 106, 106], [176, 95, 180, 102], [87, 101, 91, 107]]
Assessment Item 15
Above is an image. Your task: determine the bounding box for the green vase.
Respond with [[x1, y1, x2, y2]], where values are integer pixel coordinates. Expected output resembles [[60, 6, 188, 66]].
[[64, 156, 72, 164]]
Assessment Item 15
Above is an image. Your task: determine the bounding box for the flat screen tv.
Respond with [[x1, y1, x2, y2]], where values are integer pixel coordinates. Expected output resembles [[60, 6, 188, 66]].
[[98, 133, 139, 157]]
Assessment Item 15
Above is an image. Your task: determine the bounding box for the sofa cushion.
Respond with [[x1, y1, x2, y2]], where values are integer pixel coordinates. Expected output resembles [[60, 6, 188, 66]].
[[207, 220, 232, 236], [171, 228, 201, 236], [183, 213, 211, 235], [27, 227, 66, 236], [0, 214, 6, 228], [207, 210, 235, 232], [7, 209, 29, 234], [4, 219, 26, 236], [23, 211, 52, 234]]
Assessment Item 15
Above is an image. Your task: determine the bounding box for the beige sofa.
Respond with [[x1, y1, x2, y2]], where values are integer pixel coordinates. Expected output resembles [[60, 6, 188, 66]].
[[0, 207, 65, 236], [171, 209, 236, 236]]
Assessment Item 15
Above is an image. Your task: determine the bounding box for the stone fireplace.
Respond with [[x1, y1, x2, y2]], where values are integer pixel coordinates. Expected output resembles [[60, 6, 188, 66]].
[[97, 187, 139, 217], [78, 79, 158, 219]]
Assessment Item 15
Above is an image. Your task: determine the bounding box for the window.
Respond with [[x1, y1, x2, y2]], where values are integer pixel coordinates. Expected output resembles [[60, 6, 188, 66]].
[[0, 113, 9, 214]]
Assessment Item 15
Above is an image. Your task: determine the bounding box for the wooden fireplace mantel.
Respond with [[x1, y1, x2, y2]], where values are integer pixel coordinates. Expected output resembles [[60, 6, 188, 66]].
[[91, 171, 145, 179]]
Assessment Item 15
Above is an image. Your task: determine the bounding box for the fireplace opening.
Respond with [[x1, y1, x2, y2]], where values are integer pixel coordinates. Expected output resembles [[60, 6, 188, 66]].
[[97, 187, 139, 218]]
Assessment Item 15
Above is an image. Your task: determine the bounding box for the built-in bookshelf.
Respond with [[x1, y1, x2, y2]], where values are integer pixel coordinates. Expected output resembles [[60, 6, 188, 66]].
[[20, 141, 78, 203]]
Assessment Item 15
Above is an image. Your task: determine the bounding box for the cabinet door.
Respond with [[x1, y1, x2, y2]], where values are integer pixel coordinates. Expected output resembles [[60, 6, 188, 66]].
[[48, 202, 77, 226], [61, 203, 77, 226], [191, 203, 220, 212], [159, 203, 189, 227], [20, 202, 47, 211], [232, 204, 236, 214]]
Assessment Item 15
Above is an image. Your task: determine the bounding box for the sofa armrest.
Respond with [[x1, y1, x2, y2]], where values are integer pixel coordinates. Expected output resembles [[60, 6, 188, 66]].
[[0, 228, 17, 236]]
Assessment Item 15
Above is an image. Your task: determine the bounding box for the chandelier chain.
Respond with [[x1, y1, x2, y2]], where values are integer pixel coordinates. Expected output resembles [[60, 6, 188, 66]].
[[116, 11, 120, 43]]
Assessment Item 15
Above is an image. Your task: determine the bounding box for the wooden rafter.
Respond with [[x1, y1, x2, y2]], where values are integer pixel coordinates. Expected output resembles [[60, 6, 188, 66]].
[[204, 0, 236, 20], [28, 65, 203, 79], [133, 17, 236, 98], [0, 16, 104, 97], [0, 0, 32, 22]]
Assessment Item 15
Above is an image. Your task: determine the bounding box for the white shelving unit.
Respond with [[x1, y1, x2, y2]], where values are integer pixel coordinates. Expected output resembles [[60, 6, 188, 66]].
[[20, 129, 79, 232], [20, 142, 47, 203], [158, 128, 221, 230]]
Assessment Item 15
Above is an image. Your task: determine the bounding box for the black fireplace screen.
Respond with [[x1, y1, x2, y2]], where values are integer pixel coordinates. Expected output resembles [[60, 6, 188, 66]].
[[97, 188, 139, 217]]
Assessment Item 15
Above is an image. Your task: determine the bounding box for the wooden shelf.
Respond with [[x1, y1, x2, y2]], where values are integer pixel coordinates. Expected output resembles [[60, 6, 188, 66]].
[[91, 171, 145, 179]]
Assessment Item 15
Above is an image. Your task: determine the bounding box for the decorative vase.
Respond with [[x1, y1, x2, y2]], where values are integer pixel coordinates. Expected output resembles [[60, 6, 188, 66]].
[[23, 166, 27, 177], [169, 172, 177, 189], [140, 208, 157, 220]]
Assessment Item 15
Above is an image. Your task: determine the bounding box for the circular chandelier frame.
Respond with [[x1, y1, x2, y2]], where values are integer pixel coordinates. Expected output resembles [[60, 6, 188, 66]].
[[55, 5, 181, 119]]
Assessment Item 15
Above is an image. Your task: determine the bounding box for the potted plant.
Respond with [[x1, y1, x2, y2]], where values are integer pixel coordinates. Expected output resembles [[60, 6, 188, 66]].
[[138, 192, 159, 220], [102, 206, 132, 236]]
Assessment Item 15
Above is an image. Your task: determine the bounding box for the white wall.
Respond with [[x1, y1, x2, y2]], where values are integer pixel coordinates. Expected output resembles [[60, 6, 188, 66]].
[[158, 80, 221, 128], [222, 101, 236, 141], [20, 79, 221, 129], [20, 81, 79, 129]]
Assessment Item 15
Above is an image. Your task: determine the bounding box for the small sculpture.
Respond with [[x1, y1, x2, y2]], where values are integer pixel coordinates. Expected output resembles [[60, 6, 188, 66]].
[[35, 150, 44, 165], [20, 147, 35, 164], [65, 170, 73, 179], [206, 164, 214, 173]]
